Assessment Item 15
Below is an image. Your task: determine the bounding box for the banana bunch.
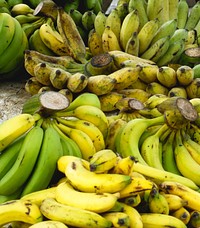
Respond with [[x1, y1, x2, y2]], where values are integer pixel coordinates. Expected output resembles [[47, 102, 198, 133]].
[[0, 12, 29, 79], [3, 151, 200, 227], [86, 0, 200, 66]]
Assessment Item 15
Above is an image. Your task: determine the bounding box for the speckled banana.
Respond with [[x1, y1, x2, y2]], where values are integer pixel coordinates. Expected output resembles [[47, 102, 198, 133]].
[[189, 210, 200, 228], [55, 181, 119, 213], [148, 186, 169, 214], [102, 211, 130, 227], [156, 66, 177, 88], [141, 213, 187, 228], [40, 197, 112, 228], [64, 157, 131, 193], [66, 72, 88, 93], [0, 113, 36, 152], [119, 9, 140, 50], [171, 206, 191, 225], [0, 199, 42, 226], [56, 117, 105, 153], [88, 28, 104, 56], [94, 10, 107, 37], [146, 82, 169, 96], [138, 64, 158, 83], [160, 181, 200, 211], [176, 65, 194, 86], [125, 31, 139, 56], [168, 87, 188, 98]]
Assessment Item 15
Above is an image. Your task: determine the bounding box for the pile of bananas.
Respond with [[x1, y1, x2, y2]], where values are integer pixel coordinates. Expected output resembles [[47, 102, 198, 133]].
[[0, 92, 110, 203], [1, 151, 200, 227], [87, 0, 200, 66], [0, 11, 28, 79]]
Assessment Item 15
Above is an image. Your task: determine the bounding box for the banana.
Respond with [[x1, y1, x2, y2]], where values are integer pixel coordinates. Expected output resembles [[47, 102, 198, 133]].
[[87, 28, 104, 56], [29, 28, 55, 56], [119, 9, 140, 51], [14, 13, 42, 24], [69, 9, 83, 26], [65, 157, 131, 193], [151, 19, 177, 45], [156, 39, 185, 67], [119, 176, 154, 198], [176, 65, 194, 86], [105, 118, 127, 151], [29, 220, 68, 228], [123, 193, 141, 207], [185, 1, 200, 31], [174, 130, 200, 186], [159, 181, 200, 211], [56, 117, 105, 152], [98, 92, 125, 112], [129, 77, 147, 90], [140, 36, 170, 62], [0, 113, 36, 152], [0, 13, 16, 56], [130, 159, 199, 190], [57, 7, 86, 63], [115, 1, 129, 21], [177, 0, 189, 29], [108, 66, 141, 91], [81, 10, 96, 31], [20, 126, 63, 197], [168, 0, 179, 20], [147, 0, 169, 27], [138, 64, 158, 83], [10, 3, 34, 15], [171, 206, 191, 225], [156, 66, 177, 88], [186, 78, 200, 99], [40, 197, 112, 228], [0, 135, 25, 180], [115, 115, 165, 164], [169, 28, 188, 45], [102, 25, 122, 52], [0, 199, 42, 226], [94, 10, 107, 37], [119, 202, 143, 228], [141, 213, 187, 228], [102, 211, 130, 227], [141, 123, 170, 170], [146, 82, 169, 96], [105, 8, 121, 41], [144, 94, 169, 109], [89, 149, 117, 173], [128, 0, 148, 31], [189, 210, 200, 228], [162, 130, 181, 175], [24, 77, 43, 95], [138, 19, 159, 55], [0, 126, 44, 196], [39, 19, 71, 56], [21, 187, 56, 206], [66, 72, 88, 93], [56, 181, 119, 213], [125, 31, 139, 56], [148, 186, 169, 214], [168, 87, 188, 98], [160, 192, 188, 211]]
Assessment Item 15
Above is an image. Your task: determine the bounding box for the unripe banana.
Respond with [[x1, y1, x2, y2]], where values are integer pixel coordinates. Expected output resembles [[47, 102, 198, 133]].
[[11, 3, 34, 15], [146, 82, 169, 96], [177, 0, 189, 29], [94, 10, 107, 37], [186, 78, 200, 98]]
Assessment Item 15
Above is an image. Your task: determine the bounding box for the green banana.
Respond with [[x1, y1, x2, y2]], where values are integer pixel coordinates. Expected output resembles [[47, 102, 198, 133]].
[[0, 126, 44, 195], [81, 10, 96, 31], [14, 14, 42, 24], [21, 126, 63, 197], [185, 1, 200, 30], [177, 0, 189, 29]]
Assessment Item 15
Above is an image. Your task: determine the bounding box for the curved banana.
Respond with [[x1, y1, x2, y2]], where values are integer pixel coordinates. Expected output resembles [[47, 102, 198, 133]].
[[102, 211, 130, 227], [168, 86, 188, 98], [88, 28, 104, 56], [0, 199, 42, 226], [66, 72, 88, 93], [65, 157, 131, 193], [185, 1, 200, 31], [156, 66, 177, 88], [171, 206, 191, 225], [89, 149, 117, 173], [176, 65, 194, 86], [125, 31, 139, 56], [94, 10, 107, 37], [123, 193, 141, 207], [189, 210, 200, 228], [177, 0, 189, 29], [138, 64, 158, 83], [56, 181, 118, 213], [29, 220, 68, 228], [40, 197, 112, 228], [159, 181, 200, 211]]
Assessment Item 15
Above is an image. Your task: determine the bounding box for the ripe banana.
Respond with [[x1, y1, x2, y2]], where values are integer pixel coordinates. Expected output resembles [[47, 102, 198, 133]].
[[125, 31, 139, 56], [176, 65, 194, 86], [102, 211, 130, 227], [40, 197, 112, 228], [88, 28, 104, 56], [55, 181, 118, 213], [171, 206, 191, 225], [65, 157, 131, 193], [89, 149, 117, 173], [0, 113, 36, 152], [0, 199, 43, 226], [29, 220, 68, 228], [156, 66, 177, 88]]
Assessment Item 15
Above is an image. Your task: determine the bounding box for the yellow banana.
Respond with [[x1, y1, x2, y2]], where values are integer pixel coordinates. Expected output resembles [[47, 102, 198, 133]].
[[141, 213, 187, 228], [94, 10, 107, 37], [176, 65, 194, 86], [0, 113, 36, 152], [29, 221, 68, 228], [64, 157, 131, 193], [146, 82, 169, 96], [40, 197, 112, 228], [66, 72, 88, 93], [128, 77, 147, 90], [189, 210, 200, 228], [102, 211, 130, 227], [125, 31, 139, 56], [111, 155, 134, 175], [138, 64, 158, 83], [168, 87, 188, 98], [156, 66, 177, 88], [24, 77, 43, 95], [159, 181, 200, 211], [171, 206, 191, 225], [123, 193, 141, 207], [144, 94, 169, 109], [186, 78, 200, 99], [148, 186, 169, 214], [89, 149, 117, 173], [55, 181, 118, 213], [119, 9, 140, 50], [88, 28, 104, 56], [0, 199, 42, 226]]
